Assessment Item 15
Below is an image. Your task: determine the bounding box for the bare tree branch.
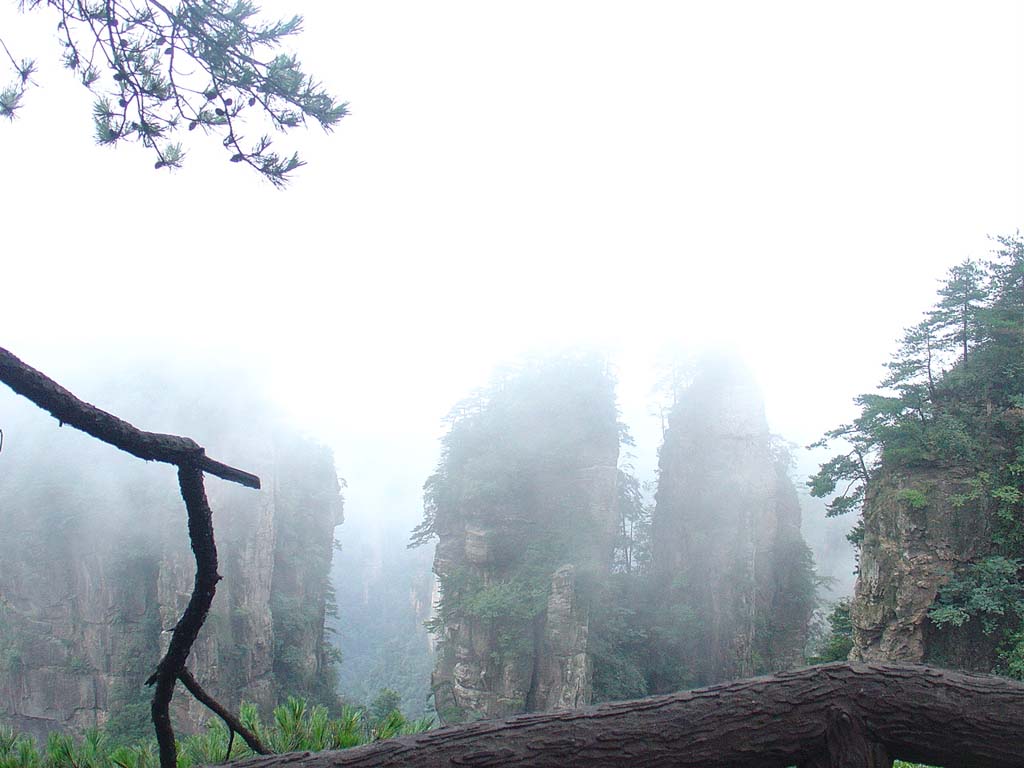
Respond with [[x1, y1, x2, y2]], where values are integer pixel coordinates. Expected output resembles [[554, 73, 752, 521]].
[[0, 345, 262, 768], [178, 667, 270, 756], [0, 346, 259, 488]]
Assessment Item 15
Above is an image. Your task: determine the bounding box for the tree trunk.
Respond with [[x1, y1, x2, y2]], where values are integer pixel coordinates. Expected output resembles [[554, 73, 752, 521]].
[[234, 663, 1024, 768]]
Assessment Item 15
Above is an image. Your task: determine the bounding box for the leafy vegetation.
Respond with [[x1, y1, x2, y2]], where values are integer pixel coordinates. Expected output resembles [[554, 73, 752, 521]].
[[3, 1, 346, 183], [810, 233, 1024, 675], [806, 599, 854, 664], [810, 235, 1023, 518], [0, 696, 432, 768]]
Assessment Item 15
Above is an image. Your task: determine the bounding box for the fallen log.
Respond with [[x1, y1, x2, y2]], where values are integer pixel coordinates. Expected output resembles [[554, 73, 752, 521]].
[[233, 662, 1024, 768]]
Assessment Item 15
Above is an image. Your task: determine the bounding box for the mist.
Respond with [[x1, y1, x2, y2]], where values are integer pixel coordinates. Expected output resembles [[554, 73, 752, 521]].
[[0, 0, 1020, 753]]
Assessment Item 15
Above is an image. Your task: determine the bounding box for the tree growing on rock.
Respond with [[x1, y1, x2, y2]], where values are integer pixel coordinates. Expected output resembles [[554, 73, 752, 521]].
[[809, 234, 1024, 673]]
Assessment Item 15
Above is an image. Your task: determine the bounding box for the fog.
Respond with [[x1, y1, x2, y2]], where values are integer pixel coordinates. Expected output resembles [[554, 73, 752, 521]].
[[0, 0, 1020, 721]]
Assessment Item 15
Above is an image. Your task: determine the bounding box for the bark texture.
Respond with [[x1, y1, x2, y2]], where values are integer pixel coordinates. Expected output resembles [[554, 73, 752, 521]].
[[234, 663, 1024, 768], [147, 465, 225, 768]]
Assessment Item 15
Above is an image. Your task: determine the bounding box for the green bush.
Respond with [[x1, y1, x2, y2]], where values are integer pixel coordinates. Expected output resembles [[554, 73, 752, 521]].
[[894, 488, 928, 511], [0, 695, 434, 768]]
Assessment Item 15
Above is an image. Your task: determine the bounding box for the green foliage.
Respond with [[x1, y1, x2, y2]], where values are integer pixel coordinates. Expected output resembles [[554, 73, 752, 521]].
[[809, 237, 1024, 530], [368, 689, 401, 722], [758, 537, 818, 671], [571, 554, 660, 703], [0, 726, 41, 768], [588, 573, 652, 702], [929, 557, 1024, 633], [611, 468, 651, 574], [991, 457, 1024, 552], [269, 439, 344, 710], [0, 695, 434, 768], [7, 0, 347, 183], [0, 39, 36, 120], [413, 352, 624, 548], [809, 234, 1024, 674], [807, 599, 854, 664], [997, 630, 1024, 680], [894, 488, 928, 511], [331, 521, 434, 720], [464, 579, 548, 622]]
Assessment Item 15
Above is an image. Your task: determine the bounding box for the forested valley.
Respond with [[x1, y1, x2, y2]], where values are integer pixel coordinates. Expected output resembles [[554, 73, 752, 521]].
[[1, 235, 1021, 768]]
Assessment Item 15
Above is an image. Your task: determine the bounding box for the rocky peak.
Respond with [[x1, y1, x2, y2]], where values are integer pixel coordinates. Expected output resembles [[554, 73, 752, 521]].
[[650, 357, 815, 688]]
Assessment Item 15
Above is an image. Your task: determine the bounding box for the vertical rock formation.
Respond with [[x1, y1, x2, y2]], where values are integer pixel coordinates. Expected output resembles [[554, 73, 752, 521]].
[[530, 565, 591, 711], [850, 467, 995, 666], [814, 240, 1024, 675], [650, 356, 814, 689], [0, 377, 343, 742], [422, 356, 621, 723]]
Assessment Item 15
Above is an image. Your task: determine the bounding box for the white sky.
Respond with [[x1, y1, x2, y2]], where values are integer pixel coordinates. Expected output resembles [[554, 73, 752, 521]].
[[1, 1, 1021, 528]]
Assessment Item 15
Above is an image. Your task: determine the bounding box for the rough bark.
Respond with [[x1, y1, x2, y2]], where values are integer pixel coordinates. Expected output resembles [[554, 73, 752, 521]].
[[146, 465, 224, 768], [234, 663, 1024, 768]]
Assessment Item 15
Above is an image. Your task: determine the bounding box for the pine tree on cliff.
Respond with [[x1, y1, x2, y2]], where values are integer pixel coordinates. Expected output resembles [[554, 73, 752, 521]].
[[809, 233, 1024, 674], [931, 259, 988, 366], [2, 0, 346, 184]]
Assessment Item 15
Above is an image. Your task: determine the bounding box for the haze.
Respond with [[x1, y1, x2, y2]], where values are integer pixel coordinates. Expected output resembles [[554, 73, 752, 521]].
[[1, 0, 1020, 618]]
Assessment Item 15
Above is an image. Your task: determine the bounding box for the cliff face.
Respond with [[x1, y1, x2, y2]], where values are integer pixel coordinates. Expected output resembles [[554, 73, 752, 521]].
[[851, 468, 998, 667], [425, 356, 621, 723], [813, 242, 1024, 675], [650, 358, 814, 688], [0, 380, 342, 742], [430, 471, 617, 722]]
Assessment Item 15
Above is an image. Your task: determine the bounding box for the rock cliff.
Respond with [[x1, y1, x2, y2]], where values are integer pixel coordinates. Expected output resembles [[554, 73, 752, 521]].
[[813, 241, 1023, 675], [422, 356, 621, 723], [650, 357, 814, 688], [0, 374, 342, 741], [851, 466, 1003, 671]]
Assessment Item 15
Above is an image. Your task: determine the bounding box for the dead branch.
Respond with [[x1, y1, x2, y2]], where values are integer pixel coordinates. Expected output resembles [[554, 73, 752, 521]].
[[0, 347, 259, 488], [0, 346, 262, 768], [179, 667, 270, 756]]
